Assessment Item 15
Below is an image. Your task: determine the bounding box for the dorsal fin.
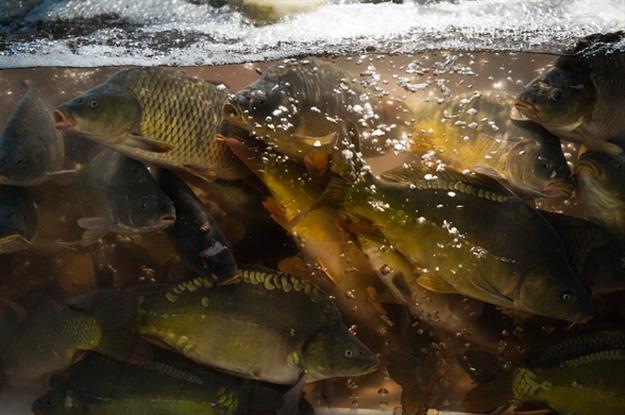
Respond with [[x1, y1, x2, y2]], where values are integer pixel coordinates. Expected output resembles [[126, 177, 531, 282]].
[[380, 162, 515, 202]]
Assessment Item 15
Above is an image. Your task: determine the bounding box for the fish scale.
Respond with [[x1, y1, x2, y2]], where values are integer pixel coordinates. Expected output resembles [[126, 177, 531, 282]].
[[117, 68, 246, 181]]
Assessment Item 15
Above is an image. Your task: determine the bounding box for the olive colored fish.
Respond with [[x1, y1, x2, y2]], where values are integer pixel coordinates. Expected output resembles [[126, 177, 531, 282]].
[[158, 170, 237, 282], [540, 210, 625, 294], [0, 88, 72, 186], [410, 92, 572, 198], [575, 149, 625, 237], [224, 137, 391, 336], [226, 58, 407, 176], [229, 0, 328, 25], [76, 150, 176, 246], [0, 185, 37, 255], [135, 269, 378, 384], [32, 351, 285, 415], [463, 329, 625, 415], [322, 127, 592, 321], [55, 67, 247, 181], [1, 290, 145, 382], [356, 235, 503, 352], [513, 31, 625, 154]]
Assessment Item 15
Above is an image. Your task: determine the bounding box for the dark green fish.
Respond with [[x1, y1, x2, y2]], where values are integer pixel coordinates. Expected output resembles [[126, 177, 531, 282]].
[[135, 268, 378, 384], [1, 290, 145, 383], [463, 328, 625, 415], [226, 58, 408, 175], [0, 185, 37, 254], [540, 210, 625, 294], [514, 31, 625, 154], [32, 351, 285, 415], [0, 88, 70, 186], [76, 150, 176, 246], [158, 170, 237, 282], [322, 126, 592, 322], [575, 149, 625, 237], [55, 67, 247, 181]]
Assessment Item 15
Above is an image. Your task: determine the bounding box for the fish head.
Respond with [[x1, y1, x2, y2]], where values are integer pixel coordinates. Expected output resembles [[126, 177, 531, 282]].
[[32, 388, 87, 415], [302, 325, 379, 380], [128, 192, 176, 232], [514, 67, 594, 129], [517, 261, 592, 322], [0, 131, 50, 185], [55, 83, 140, 139], [504, 122, 573, 198]]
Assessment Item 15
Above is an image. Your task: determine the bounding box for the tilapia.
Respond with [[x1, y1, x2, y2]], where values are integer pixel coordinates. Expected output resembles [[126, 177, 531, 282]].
[[0, 185, 37, 255], [135, 269, 378, 384], [1, 290, 146, 382], [463, 328, 625, 415], [226, 58, 410, 176], [0, 88, 71, 186], [158, 169, 237, 282], [32, 351, 285, 415], [321, 126, 592, 321], [410, 92, 572, 198], [76, 149, 176, 246], [575, 149, 625, 237], [514, 31, 625, 154], [54, 67, 247, 181]]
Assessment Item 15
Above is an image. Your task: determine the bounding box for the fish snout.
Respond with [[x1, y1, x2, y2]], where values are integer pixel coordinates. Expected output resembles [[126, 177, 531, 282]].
[[53, 109, 76, 130], [542, 181, 574, 198]]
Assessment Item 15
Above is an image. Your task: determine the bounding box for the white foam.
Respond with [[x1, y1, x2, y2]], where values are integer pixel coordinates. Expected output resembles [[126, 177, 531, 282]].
[[1, 0, 623, 68]]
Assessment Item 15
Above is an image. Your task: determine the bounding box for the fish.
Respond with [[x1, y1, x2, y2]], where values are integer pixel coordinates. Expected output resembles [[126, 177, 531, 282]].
[[463, 328, 625, 415], [158, 169, 237, 282], [319, 125, 592, 322], [32, 351, 285, 415], [0, 88, 73, 186], [356, 234, 504, 352], [410, 92, 572, 198], [224, 136, 390, 336], [0, 185, 38, 255], [513, 31, 625, 154], [225, 58, 410, 178], [539, 210, 625, 294], [75, 149, 176, 246], [575, 149, 625, 237], [1, 290, 147, 382], [135, 268, 379, 384], [54, 67, 248, 181]]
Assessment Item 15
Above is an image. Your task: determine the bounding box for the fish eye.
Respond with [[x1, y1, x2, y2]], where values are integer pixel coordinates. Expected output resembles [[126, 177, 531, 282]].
[[561, 290, 572, 301], [549, 89, 562, 102], [344, 349, 354, 359], [89, 99, 99, 109]]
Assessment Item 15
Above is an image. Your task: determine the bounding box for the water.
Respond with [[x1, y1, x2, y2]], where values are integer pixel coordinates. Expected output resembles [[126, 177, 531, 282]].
[[1, 1, 625, 414]]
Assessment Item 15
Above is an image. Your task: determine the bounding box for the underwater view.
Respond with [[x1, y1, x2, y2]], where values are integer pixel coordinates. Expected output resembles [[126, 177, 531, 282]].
[[1, 1, 625, 414]]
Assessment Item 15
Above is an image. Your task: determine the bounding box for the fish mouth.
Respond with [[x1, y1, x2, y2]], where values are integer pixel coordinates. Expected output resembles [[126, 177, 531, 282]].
[[574, 159, 602, 180], [223, 103, 252, 129], [150, 213, 177, 228], [514, 100, 540, 122], [53, 109, 76, 130], [540, 181, 574, 198]]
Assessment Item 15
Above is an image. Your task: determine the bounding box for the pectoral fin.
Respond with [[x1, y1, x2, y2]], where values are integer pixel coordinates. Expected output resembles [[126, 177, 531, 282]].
[[292, 132, 337, 149], [263, 198, 290, 230], [77, 217, 113, 230], [125, 134, 175, 153], [416, 273, 458, 294], [304, 151, 330, 184], [470, 272, 514, 307], [47, 169, 79, 185], [0, 234, 32, 254]]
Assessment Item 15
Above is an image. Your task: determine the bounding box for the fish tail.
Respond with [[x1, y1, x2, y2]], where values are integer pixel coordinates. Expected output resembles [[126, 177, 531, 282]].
[[90, 291, 153, 364]]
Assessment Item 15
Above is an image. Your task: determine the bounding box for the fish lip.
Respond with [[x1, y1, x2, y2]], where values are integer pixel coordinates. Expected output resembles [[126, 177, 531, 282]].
[[574, 159, 601, 180], [540, 182, 574, 198], [514, 100, 540, 122], [53, 109, 76, 130]]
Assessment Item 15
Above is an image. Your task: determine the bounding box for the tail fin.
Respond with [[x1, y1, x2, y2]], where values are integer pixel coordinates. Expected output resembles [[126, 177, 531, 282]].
[[81, 290, 153, 364]]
